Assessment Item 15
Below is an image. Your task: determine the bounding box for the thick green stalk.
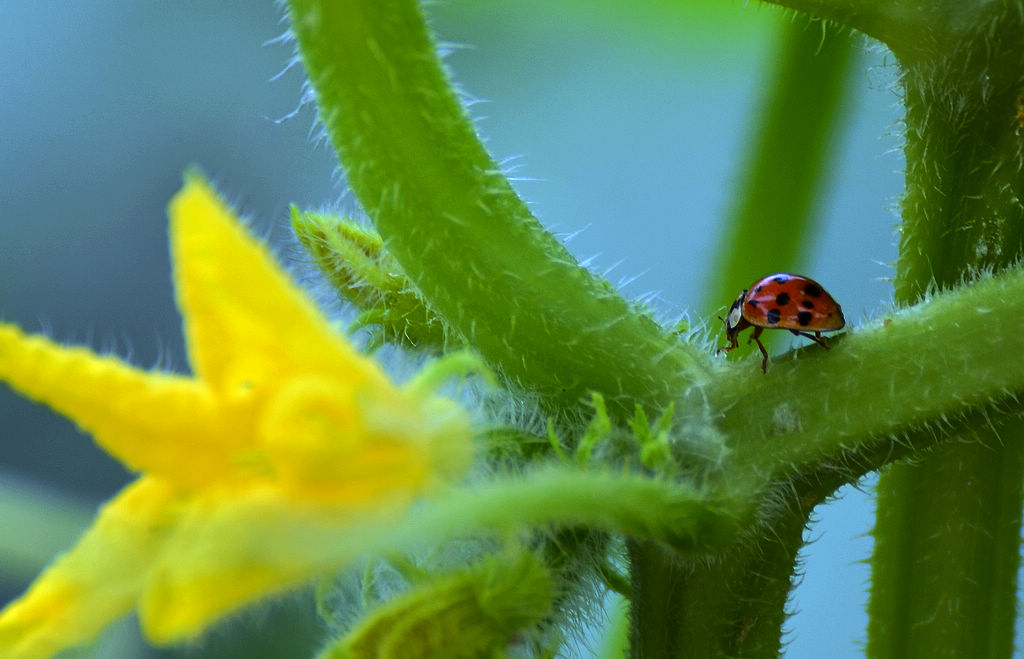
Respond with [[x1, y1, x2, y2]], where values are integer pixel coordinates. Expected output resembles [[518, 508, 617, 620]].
[[868, 2, 1024, 657], [631, 469, 844, 657], [871, 425, 1024, 657], [633, 22, 859, 657], [286, 0, 708, 413]]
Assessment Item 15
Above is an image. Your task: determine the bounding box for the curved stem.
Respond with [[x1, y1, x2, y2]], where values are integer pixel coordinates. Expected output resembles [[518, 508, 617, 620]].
[[286, 0, 708, 414]]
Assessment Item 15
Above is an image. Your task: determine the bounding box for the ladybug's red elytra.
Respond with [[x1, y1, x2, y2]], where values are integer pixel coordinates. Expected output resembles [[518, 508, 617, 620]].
[[718, 273, 845, 373]]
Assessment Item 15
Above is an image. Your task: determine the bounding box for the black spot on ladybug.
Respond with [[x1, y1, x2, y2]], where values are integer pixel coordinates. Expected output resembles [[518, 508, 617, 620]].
[[754, 286, 763, 293], [766, 308, 781, 325], [775, 292, 791, 306], [801, 300, 815, 310], [803, 283, 822, 297], [797, 311, 813, 326], [773, 275, 790, 284], [746, 299, 758, 308]]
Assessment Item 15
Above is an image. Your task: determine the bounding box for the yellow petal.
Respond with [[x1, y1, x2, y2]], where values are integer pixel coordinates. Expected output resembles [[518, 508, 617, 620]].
[[257, 374, 436, 502], [0, 478, 180, 659], [138, 490, 405, 643], [169, 174, 388, 397], [0, 324, 238, 487]]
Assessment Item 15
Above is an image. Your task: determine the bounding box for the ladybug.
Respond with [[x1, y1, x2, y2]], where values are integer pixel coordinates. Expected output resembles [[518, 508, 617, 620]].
[[719, 273, 845, 372]]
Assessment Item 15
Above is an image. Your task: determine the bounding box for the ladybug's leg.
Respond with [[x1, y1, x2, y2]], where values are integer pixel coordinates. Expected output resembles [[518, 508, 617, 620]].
[[716, 316, 741, 354], [788, 329, 831, 351], [716, 317, 731, 353], [747, 326, 769, 373]]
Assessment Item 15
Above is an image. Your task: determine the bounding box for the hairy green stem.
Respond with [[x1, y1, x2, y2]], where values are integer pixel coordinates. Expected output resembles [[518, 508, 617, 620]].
[[287, 0, 707, 414], [870, 422, 1024, 657], [241, 468, 745, 580], [867, 2, 1024, 655], [633, 21, 859, 656]]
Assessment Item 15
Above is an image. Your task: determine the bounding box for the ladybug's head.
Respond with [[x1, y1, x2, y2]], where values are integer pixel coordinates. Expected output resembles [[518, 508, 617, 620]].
[[722, 290, 748, 343]]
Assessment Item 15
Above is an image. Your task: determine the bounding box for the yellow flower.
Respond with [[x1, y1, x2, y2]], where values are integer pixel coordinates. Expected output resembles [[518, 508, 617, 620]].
[[0, 175, 472, 658]]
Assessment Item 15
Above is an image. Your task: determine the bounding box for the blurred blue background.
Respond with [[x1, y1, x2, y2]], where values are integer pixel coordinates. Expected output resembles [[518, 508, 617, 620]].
[[0, 1, 902, 656]]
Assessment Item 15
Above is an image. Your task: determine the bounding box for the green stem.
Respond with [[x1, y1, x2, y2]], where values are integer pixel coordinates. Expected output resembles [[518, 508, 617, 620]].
[[868, 2, 1024, 657], [627, 471, 821, 658], [893, 24, 1024, 299], [241, 468, 747, 579], [634, 22, 859, 656], [626, 542, 687, 657], [870, 424, 1024, 657], [286, 0, 708, 413]]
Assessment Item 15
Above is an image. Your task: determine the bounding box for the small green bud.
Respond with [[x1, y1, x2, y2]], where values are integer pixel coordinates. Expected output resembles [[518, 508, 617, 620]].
[[291, 208, 459, 353], [319, 552, 552, 659]]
